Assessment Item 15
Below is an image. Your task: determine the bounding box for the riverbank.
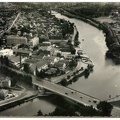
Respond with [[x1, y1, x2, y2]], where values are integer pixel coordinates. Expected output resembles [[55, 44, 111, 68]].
[[59, 9, 120, 64], [58, 9, 106, 32]]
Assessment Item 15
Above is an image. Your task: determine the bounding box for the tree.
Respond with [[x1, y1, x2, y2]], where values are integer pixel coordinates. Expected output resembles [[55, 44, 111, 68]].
[[69, 59, 77, 68], [60, 78, 68, 86], [3, 56, 9, 66], [71, 49, 76, 54], [57, 52, 62, 57], [0, 55, 3, 64], [24, 63, 30, 73], [37, 110, 43, 116], [67, 75, 70, 79], [64, 103, 76, 116], [11, 77, 17, 87], [35, 66, 39, 76], [37, 69, 45, 78], [97, 101, 113, 116]]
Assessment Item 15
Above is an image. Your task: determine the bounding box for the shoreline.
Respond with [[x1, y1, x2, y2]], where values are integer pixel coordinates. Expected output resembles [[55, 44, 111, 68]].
[[54, 10, 120, 110], [58, 9, 120, 63], [58, 9, 105, 31]]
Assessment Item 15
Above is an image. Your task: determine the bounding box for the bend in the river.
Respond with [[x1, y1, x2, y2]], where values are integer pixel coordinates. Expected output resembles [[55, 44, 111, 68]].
[[53, 11, 120, 101]]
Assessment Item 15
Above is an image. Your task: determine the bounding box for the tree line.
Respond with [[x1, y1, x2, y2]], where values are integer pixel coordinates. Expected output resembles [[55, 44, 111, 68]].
[[37, 95, 113, 117], [0, 55, 9, 66], [0, 65, 32, 87]]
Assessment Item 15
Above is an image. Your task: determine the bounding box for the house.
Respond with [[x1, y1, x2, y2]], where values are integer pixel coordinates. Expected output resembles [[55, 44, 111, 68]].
[[0, 77, 11, 88], [50, 47, 59, 56], [31, 54, 45, 60], [13, 49, 31, 56], [42, 41, 51, 45], [43, 56, 60, 64], [60, 48, 71, 53], [30, 61, 49, 75], [54, 60, 68, 71], [59, 48, 71, 58], [0, 49, 13, 56], [65, 54, 76, 60], [24, 58, 39, 64], [0, 89, 8, 99], [45, 68, 58, 75], [59, 41, 69, 48], [39, 43, 52, 51], [36, 50, 51, 56], [8, 55, 26, 67], [29, 36, 39, 47], [49, 39, 68, 44], [39, 35, 49, 42]]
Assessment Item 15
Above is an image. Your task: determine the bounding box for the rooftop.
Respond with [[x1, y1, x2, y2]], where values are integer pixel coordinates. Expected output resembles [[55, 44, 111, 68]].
[[8, 55, 24, 63], [30, 61, 50, 72], [13, 49, 31, 54], [24, 58, 39, 64], [39, 43, 51, 46], [60, 48, 71, 52]]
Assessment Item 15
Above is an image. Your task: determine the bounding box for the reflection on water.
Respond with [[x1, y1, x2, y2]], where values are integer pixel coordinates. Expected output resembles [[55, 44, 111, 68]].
[[0, 97, 56, 116]]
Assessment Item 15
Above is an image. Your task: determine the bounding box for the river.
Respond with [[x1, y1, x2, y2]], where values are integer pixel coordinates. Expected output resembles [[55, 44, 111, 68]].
[[53, 11, 120, 101], [0, 97, 56, 116], [0, 11, 120, 116]]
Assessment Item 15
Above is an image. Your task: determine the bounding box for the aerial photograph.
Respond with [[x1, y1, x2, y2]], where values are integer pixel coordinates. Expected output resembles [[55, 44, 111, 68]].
[[0, 2, 120, 117]]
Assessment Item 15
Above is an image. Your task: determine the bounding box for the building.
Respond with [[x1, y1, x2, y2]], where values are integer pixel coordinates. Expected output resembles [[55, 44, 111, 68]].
[[42, 41, 51, 45], [39, 42, 58, 56], [54, 60, 67, 71], [43, 56, 60, 64], [50, 46, 59, 56], [29, 37, 39, 47], [39, 43, 52, 51], [45, 68, 58, 75], [0, 49, 13, 56], [0, 89, 8, 99], [6, 35, 27, 46], [65, 54, 76, 60], [30, 61, 49, 75], [8, 55, 26, 67], [49, 39, 68, 44], [24, 58, 39, 65], [0, 77, 11, 88], [59, 48, 71, 58]]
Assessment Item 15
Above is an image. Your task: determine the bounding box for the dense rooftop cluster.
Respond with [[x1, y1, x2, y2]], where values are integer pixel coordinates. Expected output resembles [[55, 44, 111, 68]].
[[0, 5, 77, 78]]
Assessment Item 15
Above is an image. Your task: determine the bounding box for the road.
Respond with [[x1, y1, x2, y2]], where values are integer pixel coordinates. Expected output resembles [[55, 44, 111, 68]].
[[0, 86, 34, 107], [51, 61, 87, 83], [32, 75, 100, 109], [0, 12, 20, 36], [7, 12, 21, 32]]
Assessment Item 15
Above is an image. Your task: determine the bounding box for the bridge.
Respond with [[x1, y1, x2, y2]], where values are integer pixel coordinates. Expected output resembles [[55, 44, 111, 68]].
[[4, 64, 100, 109], [32, 75, 100, 109]]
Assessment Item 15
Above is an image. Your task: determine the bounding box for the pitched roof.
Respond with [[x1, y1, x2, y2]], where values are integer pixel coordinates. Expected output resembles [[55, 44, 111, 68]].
[[30, 61, 49, 72], [60, 48, 71, 52], [54, 60, 69, 67], [7, 35, 27, 41], [39, 43, 50, 46], [43, 56, 56, 61], [8, 55, 23, 63], [25, 58, 39, 64], [31, 54, 44, 59], [13, 49, 31, 54]]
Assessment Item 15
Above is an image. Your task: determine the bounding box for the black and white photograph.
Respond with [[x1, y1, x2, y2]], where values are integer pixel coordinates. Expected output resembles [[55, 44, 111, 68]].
[[0, 1, 119, 117]]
